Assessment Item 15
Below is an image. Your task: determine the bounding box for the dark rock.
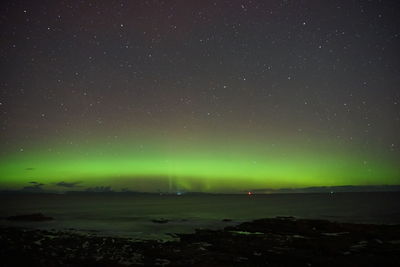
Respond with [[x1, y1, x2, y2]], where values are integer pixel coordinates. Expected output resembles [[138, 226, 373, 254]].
[[6, 213, 54, 222], [222, 218, 232, 222], [1, 217, 400, 266], [151, 218, 169, 224]]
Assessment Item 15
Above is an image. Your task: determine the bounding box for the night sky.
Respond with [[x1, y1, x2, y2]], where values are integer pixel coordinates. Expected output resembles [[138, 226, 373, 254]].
[[1, 0, 399, 193]]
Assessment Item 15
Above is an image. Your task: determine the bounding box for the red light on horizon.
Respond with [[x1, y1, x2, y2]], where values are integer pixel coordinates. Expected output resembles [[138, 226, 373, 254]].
[[247, 191, 253, 195]]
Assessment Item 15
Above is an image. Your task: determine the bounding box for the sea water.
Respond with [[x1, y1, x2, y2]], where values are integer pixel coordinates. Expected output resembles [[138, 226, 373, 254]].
[[0, 192, 399, 240]]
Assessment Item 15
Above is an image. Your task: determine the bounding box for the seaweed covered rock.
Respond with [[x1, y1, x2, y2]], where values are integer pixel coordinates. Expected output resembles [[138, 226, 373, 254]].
[[1, 217, 400, 266]]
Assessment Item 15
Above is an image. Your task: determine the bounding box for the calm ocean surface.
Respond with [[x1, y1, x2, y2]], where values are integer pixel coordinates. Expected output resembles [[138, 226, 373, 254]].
[[1, 192, 399, 240]]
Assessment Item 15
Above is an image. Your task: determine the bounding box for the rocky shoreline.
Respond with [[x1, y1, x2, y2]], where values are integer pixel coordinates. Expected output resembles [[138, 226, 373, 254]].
[[1, 217, 400, 266]]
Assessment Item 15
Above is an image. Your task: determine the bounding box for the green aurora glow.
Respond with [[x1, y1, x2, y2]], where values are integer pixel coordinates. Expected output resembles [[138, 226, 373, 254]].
[[0, 136, 398, 192], [1, 1, 399, 193]]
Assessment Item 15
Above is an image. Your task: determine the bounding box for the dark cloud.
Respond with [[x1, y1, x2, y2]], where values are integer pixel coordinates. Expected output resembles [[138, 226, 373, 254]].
[[85, 186, 113, 193], [55, 181, 82, 188], [22, 181, 44, 191], [29, 181, 44, 186]]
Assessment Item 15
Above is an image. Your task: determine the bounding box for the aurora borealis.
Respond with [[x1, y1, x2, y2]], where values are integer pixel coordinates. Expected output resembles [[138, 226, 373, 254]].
[[1, 135, 399, 192], [1, 0, 399, 193]]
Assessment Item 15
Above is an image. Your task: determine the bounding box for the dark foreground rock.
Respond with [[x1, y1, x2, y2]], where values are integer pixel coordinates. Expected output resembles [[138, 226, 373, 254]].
[[1, 217, 400, 266], [151, 218, 169, 224], [6, 213, 54, 221]]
